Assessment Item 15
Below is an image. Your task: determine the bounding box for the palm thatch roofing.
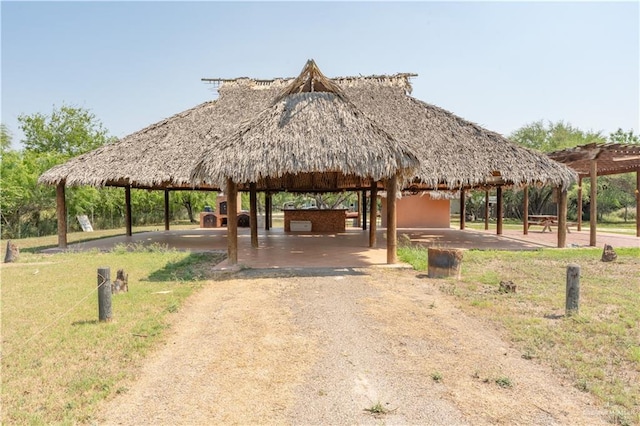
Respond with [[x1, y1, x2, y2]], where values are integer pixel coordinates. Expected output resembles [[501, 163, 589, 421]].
[[548, 143, 640, 177], [191, 60, 419, 190], [40, 60, 577, 192]]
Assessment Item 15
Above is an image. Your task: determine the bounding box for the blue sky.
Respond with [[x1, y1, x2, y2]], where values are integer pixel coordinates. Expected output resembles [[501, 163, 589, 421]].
[[2, 1, 638, 149]]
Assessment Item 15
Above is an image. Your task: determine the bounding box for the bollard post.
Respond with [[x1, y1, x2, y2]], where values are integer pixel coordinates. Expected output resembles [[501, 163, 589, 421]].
[[566, 264, 580, 316], [98, 267, 112, 322]]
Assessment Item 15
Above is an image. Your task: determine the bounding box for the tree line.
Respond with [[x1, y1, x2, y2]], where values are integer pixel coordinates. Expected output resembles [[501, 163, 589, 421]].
[[1, 106, 637, 239]]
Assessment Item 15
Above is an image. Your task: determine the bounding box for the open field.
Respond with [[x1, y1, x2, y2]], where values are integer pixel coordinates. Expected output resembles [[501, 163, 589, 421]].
[[400, 246, 640, 425]]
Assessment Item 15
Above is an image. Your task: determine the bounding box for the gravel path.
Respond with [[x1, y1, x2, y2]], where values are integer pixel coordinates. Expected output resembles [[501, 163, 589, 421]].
[[99, 268, 607, 425]]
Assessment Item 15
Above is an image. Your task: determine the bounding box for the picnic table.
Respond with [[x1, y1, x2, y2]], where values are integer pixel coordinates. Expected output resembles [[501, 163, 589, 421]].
[[528, 215, 576, 233]]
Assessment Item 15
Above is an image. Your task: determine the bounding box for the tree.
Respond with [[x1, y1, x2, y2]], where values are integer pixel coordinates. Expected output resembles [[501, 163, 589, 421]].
[[609, 128, 639, 144], [509, 120, 606, 153], [18, 104, 114, 157], [0, 123, 12, 153]]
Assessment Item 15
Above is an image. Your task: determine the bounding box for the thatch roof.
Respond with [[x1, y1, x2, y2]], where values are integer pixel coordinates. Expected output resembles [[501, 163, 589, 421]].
[[40, 60, 577, 191], [191, 60, 419, 190], [548, 143, 640, 177]]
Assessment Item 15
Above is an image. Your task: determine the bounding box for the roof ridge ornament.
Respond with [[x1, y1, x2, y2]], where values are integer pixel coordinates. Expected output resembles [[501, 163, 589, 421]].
[[274, 59, 347, 103]]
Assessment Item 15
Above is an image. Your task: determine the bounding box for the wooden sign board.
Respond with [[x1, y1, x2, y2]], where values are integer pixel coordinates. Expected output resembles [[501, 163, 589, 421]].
[[77, 215, 94, 232]]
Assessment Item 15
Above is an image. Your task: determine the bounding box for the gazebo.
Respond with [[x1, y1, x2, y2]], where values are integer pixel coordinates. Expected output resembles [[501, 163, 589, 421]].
[[39, 60, 577, 264], [548, 142, 640, 244]]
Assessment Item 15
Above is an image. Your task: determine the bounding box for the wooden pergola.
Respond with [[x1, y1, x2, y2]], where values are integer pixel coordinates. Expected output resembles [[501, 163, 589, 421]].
[[548, 143, 640, 245]]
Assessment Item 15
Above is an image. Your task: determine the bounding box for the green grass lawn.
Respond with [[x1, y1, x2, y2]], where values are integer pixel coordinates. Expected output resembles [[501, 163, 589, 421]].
[[452, 218, 638, 236], [1, 241, 225, 425], [399, 246, 640, 425]]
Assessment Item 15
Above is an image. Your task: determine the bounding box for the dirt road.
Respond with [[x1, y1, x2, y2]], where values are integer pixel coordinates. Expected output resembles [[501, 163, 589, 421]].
[[100, 267, 606, 425]]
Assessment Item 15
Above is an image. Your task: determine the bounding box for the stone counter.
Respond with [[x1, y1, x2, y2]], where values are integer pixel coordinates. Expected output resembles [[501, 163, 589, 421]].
[[284, 209, 347, 232]]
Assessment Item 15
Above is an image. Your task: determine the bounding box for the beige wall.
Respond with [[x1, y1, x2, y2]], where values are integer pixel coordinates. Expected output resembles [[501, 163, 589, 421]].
[[381, 194, 450, 228]]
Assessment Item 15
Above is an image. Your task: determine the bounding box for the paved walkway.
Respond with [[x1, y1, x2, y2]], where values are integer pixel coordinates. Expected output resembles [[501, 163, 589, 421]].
[[47, 225, 638, 270]]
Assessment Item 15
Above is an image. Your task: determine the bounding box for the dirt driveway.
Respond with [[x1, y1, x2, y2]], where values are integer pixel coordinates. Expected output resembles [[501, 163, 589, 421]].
[[99, 267, 607, 425]]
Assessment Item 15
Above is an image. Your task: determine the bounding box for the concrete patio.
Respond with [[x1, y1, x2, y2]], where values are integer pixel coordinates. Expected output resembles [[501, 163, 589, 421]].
[[46, 226, 638, 270]]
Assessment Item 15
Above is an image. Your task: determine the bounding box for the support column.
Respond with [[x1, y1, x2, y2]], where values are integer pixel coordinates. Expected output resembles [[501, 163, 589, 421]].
[[249, 183, 258, 248], [636, 171, 639, 237], [369, 184, 377, 247], [125, 186, 132, 237], [484, 190, 490, 231], [362, 190, 367, 231], [56, 183, 67, 248], [356, 191, 361, 228], [557, 187, 568, 248], [164, 190, 170, 231], [386, 176, 398, 264], [589, 160, 597, 246], [264, 192, 270, 231], [459, 188, 466, 230], [496, 186, 503, 235], [523, 186, 529, 235], [227, 179, 238, 265], [577, 177, 583, 231]]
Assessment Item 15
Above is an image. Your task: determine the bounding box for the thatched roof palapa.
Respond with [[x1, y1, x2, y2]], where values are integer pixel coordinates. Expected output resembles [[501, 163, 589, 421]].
[[39, 59, 577, 192], [191, 60, 419, 190]]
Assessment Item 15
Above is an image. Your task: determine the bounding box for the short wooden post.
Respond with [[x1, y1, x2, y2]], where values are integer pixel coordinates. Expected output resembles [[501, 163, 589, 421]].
[[566, 264, 580, 316], [98, 267, 112, 322], [4, 240, 19, 263]]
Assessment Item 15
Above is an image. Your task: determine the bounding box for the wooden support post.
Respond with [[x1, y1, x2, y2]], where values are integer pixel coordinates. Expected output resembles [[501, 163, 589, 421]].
[[362, 190, 367, 231], [496, 186, 503, 235], [566, 264, 580, 316], [369, 184, 377, 247], [164, 190, 170, 231], [523, 186, 529, 235], [459, 188, 466, 230], [249, 183, 258, 248], [56, 183, 67, 248], [98, 267, 112, 322], [264, 192, 270, 231], [484, 190, 489, 231], [636, 171, 639, 237], [589, 160, 597, 246], [557, 187, 568, 248], [577, 176, 583, 232], [226, 179, 238, 265], [125, 186, 132, 237], [386, 176, 398, 264]]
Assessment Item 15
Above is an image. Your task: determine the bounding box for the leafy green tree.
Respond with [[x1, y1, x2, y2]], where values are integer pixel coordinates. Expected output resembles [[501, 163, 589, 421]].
[[18, 104, 114, 157], [609, 128, 639, 144], [1, 123, 12, 153], [509, 120, 606, 153]]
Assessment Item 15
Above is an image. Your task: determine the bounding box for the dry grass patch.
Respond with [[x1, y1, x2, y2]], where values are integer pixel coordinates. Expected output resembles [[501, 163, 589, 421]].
[[399, 246, 640, 425]]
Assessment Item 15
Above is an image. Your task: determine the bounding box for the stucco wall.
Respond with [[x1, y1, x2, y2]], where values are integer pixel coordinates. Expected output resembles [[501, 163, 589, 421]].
[[381, 194, 450, 228]]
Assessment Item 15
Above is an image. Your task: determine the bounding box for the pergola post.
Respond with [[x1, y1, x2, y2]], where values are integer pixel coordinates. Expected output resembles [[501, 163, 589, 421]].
[[227, 179, 238, 265], [362, 190, 367, 231], [56, 183, 67, 248], [496, 186, 503, 235], [386, 175, 398, 264], [249, 183, 258, 248], [577, 176, 583, 231], [459, 188, 466, 230], [523, 186, 529, 235], [636, 171, 639, 237], [164, 190, 170, 231], [125, 186, 132, 237], [369, 183, 377, 247], [557, 187, 568, 248], [484, 190, 490, 231], [589, 159, 597, 246]]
